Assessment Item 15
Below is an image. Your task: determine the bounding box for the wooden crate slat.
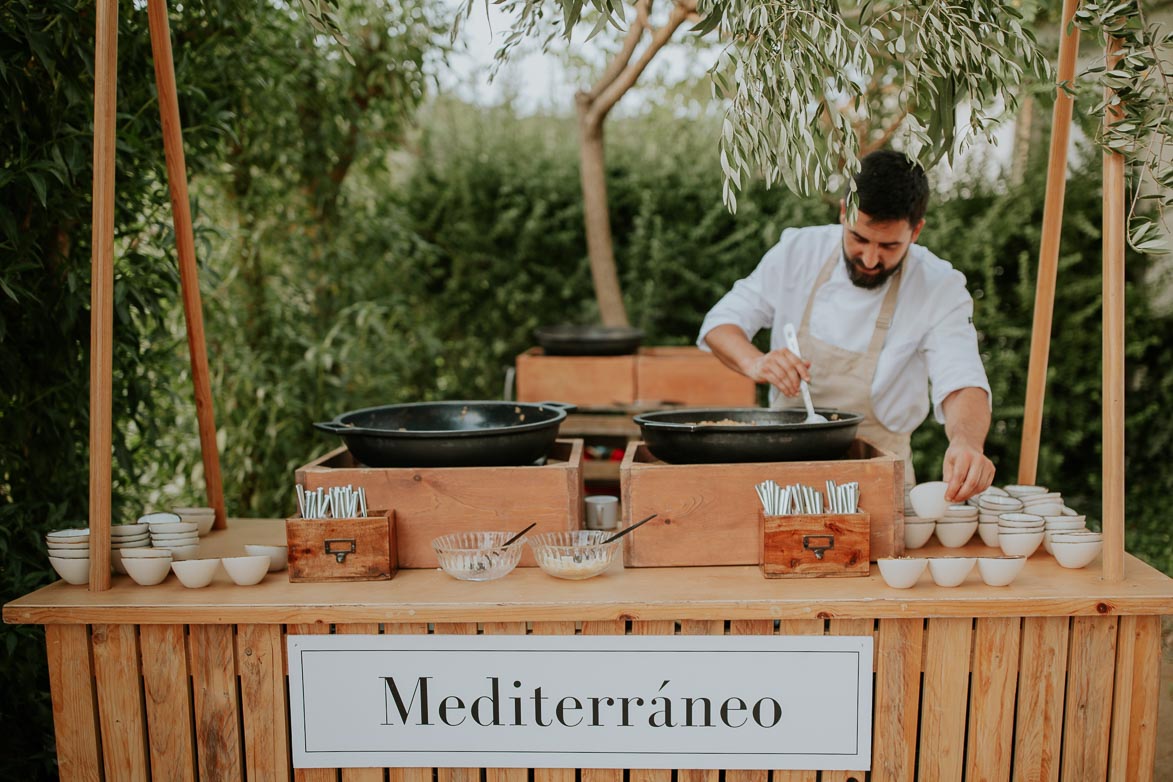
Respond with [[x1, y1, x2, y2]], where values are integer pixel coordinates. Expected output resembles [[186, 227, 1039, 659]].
[[532, 620, 576, 782], [965, 618, 1021, 781], [383, 623, 432, 782], [1060, 616, 1117, 782], [434, 622, 479, 782], [917, 617, 973, 781], [91, 624, 149, 782], [1012, 616, 1069, 782], [482, 621, 529, 782], [46, 624, 102, 782], [139, 624, 197, 782], [331, 624, 384, 782], [189, 623, 245, 782], [237, 623, 292, 782], [1109, 615, 1162, 781], [871, 618, 923, 782], [581, 619, 627, 782], [629, 620, 676, 782]]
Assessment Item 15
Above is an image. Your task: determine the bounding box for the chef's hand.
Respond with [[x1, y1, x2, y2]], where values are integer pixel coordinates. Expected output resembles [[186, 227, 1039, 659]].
[[745, 349, 811, 398], [942, 439, 995, 503]]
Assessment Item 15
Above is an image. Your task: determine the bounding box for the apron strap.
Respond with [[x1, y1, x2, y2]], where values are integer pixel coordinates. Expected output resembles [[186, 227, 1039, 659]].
[[798, 249, 904, 357]]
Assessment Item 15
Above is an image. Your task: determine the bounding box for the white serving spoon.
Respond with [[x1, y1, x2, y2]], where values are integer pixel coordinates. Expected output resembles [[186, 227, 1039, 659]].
[[782, 323, 829, 424]]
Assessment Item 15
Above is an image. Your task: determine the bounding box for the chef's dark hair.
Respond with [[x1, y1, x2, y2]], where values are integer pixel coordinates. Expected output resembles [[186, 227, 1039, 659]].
[[851, 150, 929, 226]]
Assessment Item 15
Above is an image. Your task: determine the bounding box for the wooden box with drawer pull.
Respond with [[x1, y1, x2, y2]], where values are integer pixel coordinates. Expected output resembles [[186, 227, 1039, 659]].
[[285, 510, 397, 583], [759, 510, 871, 578]]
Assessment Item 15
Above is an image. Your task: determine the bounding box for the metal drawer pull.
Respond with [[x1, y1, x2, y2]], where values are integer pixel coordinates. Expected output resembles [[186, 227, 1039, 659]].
[[803, 535, 835, 560], [324, 538, 357, 564]]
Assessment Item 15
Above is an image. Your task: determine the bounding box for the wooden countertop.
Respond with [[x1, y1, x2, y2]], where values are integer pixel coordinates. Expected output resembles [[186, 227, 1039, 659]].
[[5, 518, 1173, 625]]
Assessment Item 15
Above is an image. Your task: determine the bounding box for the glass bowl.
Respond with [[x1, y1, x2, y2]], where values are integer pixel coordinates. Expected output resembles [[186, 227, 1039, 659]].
[[528, 530, 621, 580], [431, 532, 525, 582]]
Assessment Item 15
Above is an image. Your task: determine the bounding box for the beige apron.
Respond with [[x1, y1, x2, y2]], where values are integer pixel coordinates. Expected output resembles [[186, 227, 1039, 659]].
[[772, 250, 915, 489]]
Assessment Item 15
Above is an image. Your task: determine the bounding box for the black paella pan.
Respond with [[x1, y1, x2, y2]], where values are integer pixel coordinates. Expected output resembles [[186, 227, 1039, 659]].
[[632, 407, 863, 464], [533, 324, 645, 356], [314, 400, 576, 468]]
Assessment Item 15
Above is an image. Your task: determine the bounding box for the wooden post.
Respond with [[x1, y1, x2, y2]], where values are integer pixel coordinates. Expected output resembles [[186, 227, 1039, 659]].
[[146, 0, 228, 530], [88, 0, 119, 591], [1101, 36, 1126, 582], [1018, 0, 1080, 485]]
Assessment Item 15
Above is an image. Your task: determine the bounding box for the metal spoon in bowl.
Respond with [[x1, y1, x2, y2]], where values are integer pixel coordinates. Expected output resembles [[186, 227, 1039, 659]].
[[782, 323, 829, 424], [478, 522, 538, 571], [601, 514, 659, 544]]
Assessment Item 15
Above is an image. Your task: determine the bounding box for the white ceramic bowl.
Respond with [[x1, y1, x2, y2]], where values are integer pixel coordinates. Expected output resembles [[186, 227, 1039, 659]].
[[193, 516, 215, 536], [1020, 501, 1064, 516], [44, 538, 89, 548], [171, 558, 221, 588], [151, 532, 199, 544], [120, 547, 174, 559], [927, 557, 976, 587], [977, 523, 1001, 548], [1043, 517, 1086, 530], [432, 532, 526, 581], [122, 556, 172, 586], [977, 556, 1026, 586], [166, 544, 201, 561], [877, 558, 927, 589], [111, 549, 129, 575], [999, 531, 1044, 558], [943, 504, 978, 519], [110, 523, 149, 537], [149, 521, 199, 535], [978, 495, 1024, 513], [46, 528, 89, 543], [1003, 484, 1048, 498], [529, 531, 622, 580], [998, 512, 1045, 526], [934, 520, 978, 548], [903, 520, 936, 549], [909, 482, 949, 520], [110, 535, 150, 547], [46, 548, 90, 559], [244, 544, 288, 572], [139, 512, 182, 526], [1051, 539, 1104, 569], [221, 555, 270, 586], [48, 556, 91, 585]]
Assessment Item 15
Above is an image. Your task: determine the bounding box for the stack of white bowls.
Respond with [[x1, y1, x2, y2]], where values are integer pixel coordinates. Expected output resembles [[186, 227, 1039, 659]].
[[1042, 512, 1087, 554], [142, 512, 201, 560], [1003, 484, 1049, 500], [173, 506, 215, 536], [935, 504, 979, 548], [997, 512, 1045, 557], [1049, 529, 1104, 568], [45, 528, 91, 585], [977, 494, 1024, 547], [967, 485, 1010, 508], [1019, 491, 1065, 517], [904, 516, 936, 550], [110, 523, 151, 574]]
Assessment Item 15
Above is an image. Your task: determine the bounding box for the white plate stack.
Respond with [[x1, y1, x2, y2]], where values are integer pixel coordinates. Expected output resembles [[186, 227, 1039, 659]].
[[110, 523, 151, 574], [45, 528, 91, 585], [142, 512, 201, 560]]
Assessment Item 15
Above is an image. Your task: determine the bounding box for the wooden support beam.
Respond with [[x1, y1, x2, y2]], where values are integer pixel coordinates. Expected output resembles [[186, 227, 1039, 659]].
[[1101, 36, 1126, 582], [1019, 0, 1080, 485], [146, 0, 227, 529], [88, 0, 119, 591]]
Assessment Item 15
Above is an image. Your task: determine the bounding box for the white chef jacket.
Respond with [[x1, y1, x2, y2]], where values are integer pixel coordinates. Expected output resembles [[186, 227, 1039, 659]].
[[697, 224, 991, 433]]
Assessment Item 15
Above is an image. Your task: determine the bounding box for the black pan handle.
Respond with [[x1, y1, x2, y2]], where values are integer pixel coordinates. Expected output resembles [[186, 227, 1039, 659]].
[[313, 421, 348, 434], [539, 401, 579, 414]]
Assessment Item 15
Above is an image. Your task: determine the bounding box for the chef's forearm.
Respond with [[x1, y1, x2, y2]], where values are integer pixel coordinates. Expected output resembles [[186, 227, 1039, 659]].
[[941, 387, 991, 450], [703, 324, 763, 377]]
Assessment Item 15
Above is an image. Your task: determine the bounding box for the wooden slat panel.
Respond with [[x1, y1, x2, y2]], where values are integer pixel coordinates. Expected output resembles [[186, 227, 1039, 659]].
[[582, 619, 627, 782], [726, 620, 773, 782], [434, 622, 478, 782], [532, 620, 576, 782], [1013, 617, 1069, 782], [383, 623, 431, 782], [1108, 615, 1162, 781], [190, 624, 244, 782], [677, 619, 724, 782], [823, 619, 873, 782], [774, 619, 824, 782], [237, 624, 290, 782], [917, 618, 973, 782], [966, 618, 1021, 781], [91, 624, 149, 781], [140, 625, 197, 782], [1060, 616, 1117, 782], [629, 620, 676, 782], [483, 621, 528, 782], [289, 623, 336, 782], [333, 624, 384, 782], [46, 624, 102, 782], [871, 618, 922, 782]]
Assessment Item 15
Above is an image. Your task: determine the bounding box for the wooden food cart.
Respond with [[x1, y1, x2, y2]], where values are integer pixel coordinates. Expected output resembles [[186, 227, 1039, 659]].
[[4, 0, 1172, 780]]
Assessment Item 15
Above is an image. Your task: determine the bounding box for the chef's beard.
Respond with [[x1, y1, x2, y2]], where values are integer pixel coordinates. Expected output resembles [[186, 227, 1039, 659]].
[[842, 243, 907, 289]]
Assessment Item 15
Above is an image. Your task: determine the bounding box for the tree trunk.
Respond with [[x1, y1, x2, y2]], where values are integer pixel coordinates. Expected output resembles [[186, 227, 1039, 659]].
[[577, 99, 629, 327]]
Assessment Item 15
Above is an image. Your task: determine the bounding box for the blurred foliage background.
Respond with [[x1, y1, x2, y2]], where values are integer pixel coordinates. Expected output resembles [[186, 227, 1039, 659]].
[[2, 0, 1171, 778]]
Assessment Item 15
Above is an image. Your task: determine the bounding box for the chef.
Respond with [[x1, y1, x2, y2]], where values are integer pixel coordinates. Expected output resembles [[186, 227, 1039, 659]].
[[698, 150, 995, 503]]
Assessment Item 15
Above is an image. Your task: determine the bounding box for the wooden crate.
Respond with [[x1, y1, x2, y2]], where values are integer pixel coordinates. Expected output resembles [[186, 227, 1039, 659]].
[[516, 347, 636, 407], [295, 439, 584, 568], [635, 346, 756, 406], [759, 511, 870, 578], [620, 437, 904, 567], [285, 510, 397, 583]]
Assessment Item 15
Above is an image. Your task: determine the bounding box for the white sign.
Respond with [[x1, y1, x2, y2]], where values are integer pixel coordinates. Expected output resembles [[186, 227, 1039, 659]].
[[288, 634, 873, 771]]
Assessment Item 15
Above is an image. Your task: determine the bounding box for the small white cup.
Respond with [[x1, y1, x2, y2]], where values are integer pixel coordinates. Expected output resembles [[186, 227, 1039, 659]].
[[584, 496, 620, 531]]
